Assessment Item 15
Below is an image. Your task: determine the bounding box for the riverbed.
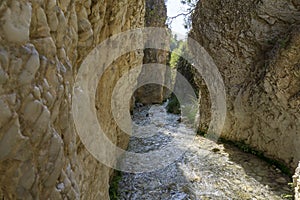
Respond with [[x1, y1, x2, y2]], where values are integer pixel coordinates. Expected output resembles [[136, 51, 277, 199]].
[[115, 104, 293, 200]]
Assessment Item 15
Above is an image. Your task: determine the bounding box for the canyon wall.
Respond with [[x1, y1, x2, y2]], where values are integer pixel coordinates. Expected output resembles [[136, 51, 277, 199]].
[[0, 0, 144, 199], [134, 0, 170, 104], [190, 0, 300, 171]]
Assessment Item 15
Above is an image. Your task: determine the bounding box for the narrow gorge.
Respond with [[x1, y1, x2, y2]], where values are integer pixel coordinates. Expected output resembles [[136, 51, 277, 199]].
[[0, 0, 299, 199]]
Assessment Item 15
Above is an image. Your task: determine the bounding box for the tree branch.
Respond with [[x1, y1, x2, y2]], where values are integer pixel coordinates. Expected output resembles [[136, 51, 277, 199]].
[[168, 9, 194, 20], [167, 8, 194, 26]]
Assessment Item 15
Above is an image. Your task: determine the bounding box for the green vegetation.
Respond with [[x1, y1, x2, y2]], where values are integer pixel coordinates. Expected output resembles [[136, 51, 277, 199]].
[[282, 183, 296, 199], [167, 92, 199, 126], [109, 171, 122, 200], [281, 194, 294, 199], [169, 38, 186, 68], [267, 34, 291, 49], [167, 34, 187, 115], [166, 93, 181, 114], [197, 129, 207, 136], [182, 103, 198, 124], [279, 35, 291, 49], [169, 38, 193, 69], [181, 97, 199, 124], [167, 34, 199, 123]]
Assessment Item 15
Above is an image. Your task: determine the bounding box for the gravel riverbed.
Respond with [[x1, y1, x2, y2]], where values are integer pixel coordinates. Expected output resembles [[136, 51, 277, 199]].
[[115, 105, 293, 200]]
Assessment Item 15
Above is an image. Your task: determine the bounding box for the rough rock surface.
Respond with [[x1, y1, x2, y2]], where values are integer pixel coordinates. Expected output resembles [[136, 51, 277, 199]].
[[190, 0, 300, 171], [0, 0, 144, 199], [294, 162, 300, 199], [134, 0, 170, 104]]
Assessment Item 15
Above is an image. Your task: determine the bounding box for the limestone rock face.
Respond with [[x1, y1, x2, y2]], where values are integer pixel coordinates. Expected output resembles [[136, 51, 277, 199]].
[[134, 0, 170, 104], [293, 162, 300, 199], [190, 0, 300, 170], [0, 0, 144, 199]]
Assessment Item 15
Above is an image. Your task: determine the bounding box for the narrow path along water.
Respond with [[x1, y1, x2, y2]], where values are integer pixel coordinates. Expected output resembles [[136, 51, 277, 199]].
[[116, 104, 293, 200]]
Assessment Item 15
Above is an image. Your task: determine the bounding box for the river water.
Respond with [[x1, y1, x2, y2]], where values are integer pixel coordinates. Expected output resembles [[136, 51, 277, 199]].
[[116, 104, 293, 200]]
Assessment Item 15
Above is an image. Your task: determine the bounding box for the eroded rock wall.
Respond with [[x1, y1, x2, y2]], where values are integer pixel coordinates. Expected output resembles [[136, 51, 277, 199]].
[[134, 0, 170, 104], [190, 0, 300, 170], [0, 0, 144, 199]]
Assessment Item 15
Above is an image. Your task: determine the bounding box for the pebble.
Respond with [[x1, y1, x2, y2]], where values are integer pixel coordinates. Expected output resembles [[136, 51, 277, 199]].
[[116, 105, 293, 199]]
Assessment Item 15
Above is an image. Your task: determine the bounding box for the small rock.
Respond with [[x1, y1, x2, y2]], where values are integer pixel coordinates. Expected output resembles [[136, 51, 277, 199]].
[[56, 182, 65, 191], [275, 177, 287, 184]]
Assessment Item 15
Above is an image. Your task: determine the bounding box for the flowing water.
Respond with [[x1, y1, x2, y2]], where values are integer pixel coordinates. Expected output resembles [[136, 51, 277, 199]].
[[115, 104, 293, 200]]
